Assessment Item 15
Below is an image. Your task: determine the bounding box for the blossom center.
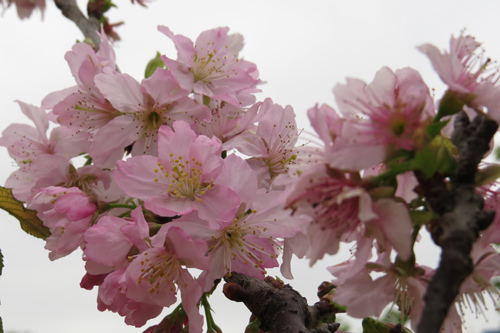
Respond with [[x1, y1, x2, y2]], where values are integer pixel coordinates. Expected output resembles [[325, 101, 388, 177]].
[[155, 157, 213, 202], [210, 212, 277, 275], [192, 46, 236, 83], [137, 250, 180, 295]]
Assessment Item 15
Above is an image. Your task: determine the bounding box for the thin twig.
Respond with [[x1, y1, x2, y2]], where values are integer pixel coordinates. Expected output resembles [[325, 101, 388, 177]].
[[53, 0, 100, 49]]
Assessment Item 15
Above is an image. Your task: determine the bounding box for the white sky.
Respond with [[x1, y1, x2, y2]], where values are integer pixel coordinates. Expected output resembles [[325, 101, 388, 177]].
[[2, 1, 500, 332]]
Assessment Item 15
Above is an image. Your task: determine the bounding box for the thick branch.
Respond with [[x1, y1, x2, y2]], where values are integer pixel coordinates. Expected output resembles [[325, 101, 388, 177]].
[[223, 273, 340, 333], [53, 0, 100, 48], [416, 112, 497, 333]]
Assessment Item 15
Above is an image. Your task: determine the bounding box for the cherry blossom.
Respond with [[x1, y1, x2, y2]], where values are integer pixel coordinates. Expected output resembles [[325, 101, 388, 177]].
[[285, 163, 413, 265], [95, 267, 164, 327], [327, 66, 434, 170], [228, 98, 302, 187], [89, 67, 210, 166], [193, 98, 260, 145], [166, 188, 304, 290], [51, 32, 119, 149], [418, 32, 500, 121], [440, 239, 500, 333], [0, 101, 89, 164], [330, 252, 430, 330], [114, 120, 240, 226], [125, 225, 209, 332], [158, 26, 261, 106], [28, 186, 96, 260]]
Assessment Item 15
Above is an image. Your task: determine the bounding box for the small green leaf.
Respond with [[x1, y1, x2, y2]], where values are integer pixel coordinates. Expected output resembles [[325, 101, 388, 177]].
[[362, 317, 389, 333], [426, 119, 450, 138], [362, 317, 411, 333], [413, 136, 457, 178], [495, 147, 500, 161], [435, 90, 465, 122], [145, 51, 166, 78], [409, 210, 435, 226], [477, 164, 500, 187], [244, 318, 261, 333], [0, 186, 50, 240], [368, 186, 396, 200], [412, 148, 437, 178], [372, 160, 413, 184]]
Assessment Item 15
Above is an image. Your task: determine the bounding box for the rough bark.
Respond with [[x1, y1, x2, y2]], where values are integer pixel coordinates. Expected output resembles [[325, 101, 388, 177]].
[[415, 112, 498, 333], [223, 273, 341, 333]]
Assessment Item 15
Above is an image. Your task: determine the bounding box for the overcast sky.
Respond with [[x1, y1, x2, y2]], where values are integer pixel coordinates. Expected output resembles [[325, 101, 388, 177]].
[[2, 1, 500, 332]]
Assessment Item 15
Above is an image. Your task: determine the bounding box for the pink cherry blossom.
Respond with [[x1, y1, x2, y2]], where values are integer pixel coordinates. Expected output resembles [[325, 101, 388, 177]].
[[285, 164, 376, 264], [418, 32, 500, 122], [482, 192, 500, 245], [443, 239, 500, 332], [52, 33, 119, 148], [65, 30, 116, 95], [193, 98, 260, 145], [96, 267, 164, 327], [83, 216, 135, 274], [0, 101, 93, 201], [125, 226, 209, 332], [328, 66, 434, 170], [330, 252, 430, 329], [84, 209, 209, 330], [90, 67, 210, 166], [28, 187, 96, 260], [158, 26, 261, 106], [0, 101, 89, 164], [4, 154, 71, 202], [285, 163, 413, 265], [228, 98, 302, 187], [114, 121, 240, 226], [166, 188, 304, 290]]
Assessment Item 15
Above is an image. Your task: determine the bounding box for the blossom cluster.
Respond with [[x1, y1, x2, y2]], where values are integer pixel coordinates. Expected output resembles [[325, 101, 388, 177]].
[[3, 26, 500, 333]]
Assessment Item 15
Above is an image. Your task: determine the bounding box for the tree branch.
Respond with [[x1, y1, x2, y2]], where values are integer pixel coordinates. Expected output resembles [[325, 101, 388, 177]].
[[53, 0, 101, 48], [415, 112, 498, 333], [223, 273, 341, 333]]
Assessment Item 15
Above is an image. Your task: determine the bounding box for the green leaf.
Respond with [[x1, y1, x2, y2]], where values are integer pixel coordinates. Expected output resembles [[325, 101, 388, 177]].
[[362, 317, 389, 333], [413, 136, 457, 178], [244, 318, 261, 333], [362, 317, 411, 333], [412, 148, 438, 178], [409, 210, 435, 227], [144, 51, 166, 78], [426, 119, 450, 138], [495, 147, 500, 161], [368, 186, 396, 200], [476, 164, 500, 187], [372, 160, 414, 184], [0, 186, 50, 240], [435, 90, 465, 122]]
